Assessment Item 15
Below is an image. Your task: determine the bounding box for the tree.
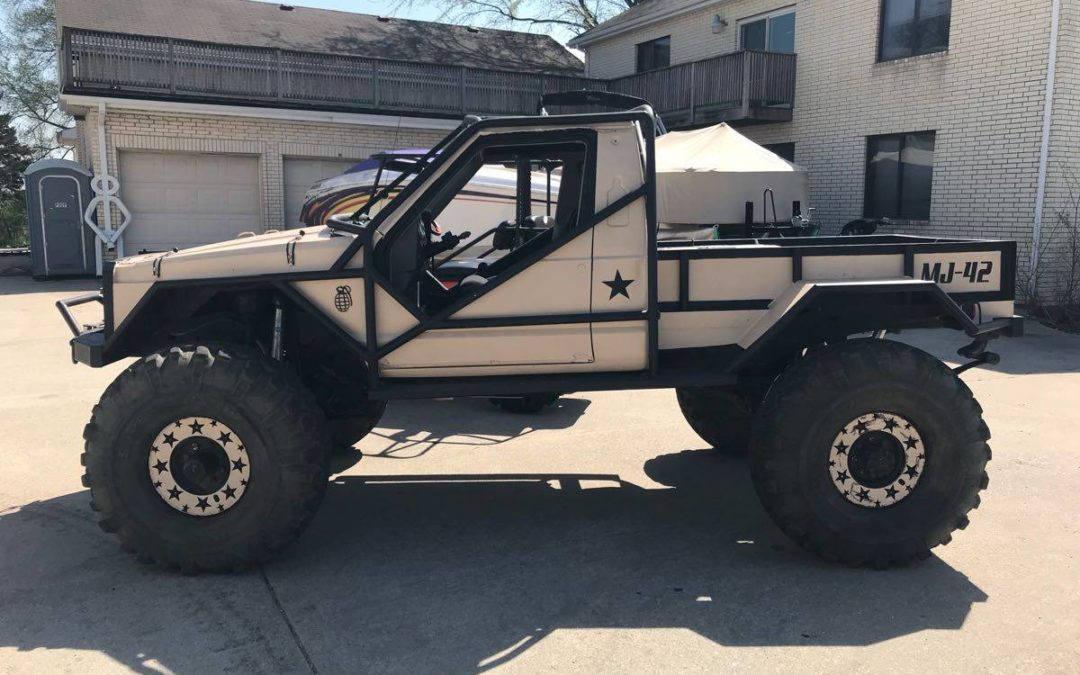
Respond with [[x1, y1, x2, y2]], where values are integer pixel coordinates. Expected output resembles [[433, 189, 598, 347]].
[[0, 110, 31, 247], [393, 0, 643, 37], [0, 0, 71, 158], [0, 110, 32, 196]]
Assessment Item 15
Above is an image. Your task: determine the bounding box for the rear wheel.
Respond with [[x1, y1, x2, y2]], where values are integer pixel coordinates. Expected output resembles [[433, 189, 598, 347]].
[[676, 387, 755, 456], [82, 344, 331, 573], [750, 339, 991, 567]]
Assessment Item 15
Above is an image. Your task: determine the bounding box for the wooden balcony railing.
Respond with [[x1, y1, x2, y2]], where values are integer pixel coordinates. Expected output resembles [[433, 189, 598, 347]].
[[61, 28, 796, 127], [606, 50, 797, 126]]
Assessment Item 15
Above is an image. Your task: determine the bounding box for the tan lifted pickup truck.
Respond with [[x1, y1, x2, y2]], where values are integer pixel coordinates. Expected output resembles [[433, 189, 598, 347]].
[[59, 105, 1021, 572]]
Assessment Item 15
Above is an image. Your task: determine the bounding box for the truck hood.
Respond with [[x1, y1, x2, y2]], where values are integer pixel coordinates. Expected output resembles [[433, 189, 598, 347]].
[[112, 226, 359, 284]]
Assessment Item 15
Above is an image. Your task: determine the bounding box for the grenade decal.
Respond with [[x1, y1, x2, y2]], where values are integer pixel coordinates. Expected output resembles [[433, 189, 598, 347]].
[[334, 285, 353, 313]]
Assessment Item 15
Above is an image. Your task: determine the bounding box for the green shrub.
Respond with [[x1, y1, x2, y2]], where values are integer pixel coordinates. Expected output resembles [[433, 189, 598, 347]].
[[0, 198, 29, 248]]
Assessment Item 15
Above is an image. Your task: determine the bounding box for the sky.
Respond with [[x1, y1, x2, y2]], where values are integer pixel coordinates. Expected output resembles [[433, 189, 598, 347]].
[[250, 0, 578, 44]]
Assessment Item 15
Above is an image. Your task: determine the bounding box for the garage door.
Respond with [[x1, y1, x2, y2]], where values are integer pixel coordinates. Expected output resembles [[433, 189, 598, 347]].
[[119, 151, 261, 253], [284, 157, 360, 228]]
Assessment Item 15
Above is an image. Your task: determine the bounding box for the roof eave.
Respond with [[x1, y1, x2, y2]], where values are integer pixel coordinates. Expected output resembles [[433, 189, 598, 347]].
[[568, 0, 724, 48]]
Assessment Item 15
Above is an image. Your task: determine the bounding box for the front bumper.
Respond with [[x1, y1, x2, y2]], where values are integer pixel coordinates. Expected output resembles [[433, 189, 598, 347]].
[[56, 291, 107, 367], [71, 329, 107, 367]]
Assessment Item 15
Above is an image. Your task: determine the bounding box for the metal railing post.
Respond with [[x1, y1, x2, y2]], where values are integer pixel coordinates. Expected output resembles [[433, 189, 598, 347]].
[[372, 60, 380, 106], [459, 65, 467, 114], [275, 48, 283, 100], [167, 38, 175, 94], [688, 60, 697, 126], [740, 51, 752, 119], [60, 29, 73, 90]]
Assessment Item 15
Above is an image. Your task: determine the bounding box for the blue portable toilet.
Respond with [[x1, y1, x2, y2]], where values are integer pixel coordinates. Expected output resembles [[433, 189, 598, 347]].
[[24, 158, 98, 279]]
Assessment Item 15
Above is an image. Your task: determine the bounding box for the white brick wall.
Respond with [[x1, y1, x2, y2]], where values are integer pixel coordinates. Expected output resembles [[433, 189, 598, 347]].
[[585, 0, 781, 78], [584, 0, 1079, 298], [77, 108, 447, 236]]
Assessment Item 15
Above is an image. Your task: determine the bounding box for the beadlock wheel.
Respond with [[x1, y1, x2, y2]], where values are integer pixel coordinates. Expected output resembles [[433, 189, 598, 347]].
[[829, 412, 926, 508], [148, 416, 251, 516]]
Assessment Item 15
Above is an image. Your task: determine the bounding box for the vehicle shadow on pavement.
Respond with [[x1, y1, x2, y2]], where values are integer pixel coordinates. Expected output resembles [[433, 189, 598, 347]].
[[352, 397, 592, 461], [283, 448, 988, 672], [0, 276, 99, 296], [0, 449, 987, 673]]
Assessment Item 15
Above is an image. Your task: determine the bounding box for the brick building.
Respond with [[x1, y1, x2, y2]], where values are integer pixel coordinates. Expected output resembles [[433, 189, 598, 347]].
[[55, 0, 586, 269], [570, 0, 1076, 299]]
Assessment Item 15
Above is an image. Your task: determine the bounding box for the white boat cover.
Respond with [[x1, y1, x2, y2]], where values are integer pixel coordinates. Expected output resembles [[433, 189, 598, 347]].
[[655, 123, 809, 225]]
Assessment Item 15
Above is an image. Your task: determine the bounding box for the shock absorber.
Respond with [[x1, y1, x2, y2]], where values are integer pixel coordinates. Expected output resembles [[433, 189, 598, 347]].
[[271, 296, 284, 361]]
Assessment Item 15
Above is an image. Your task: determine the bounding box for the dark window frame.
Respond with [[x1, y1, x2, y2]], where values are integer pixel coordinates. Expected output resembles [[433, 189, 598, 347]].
[[877, 0, 952, 62], [864, 131, 936, 221], [763, 142, 796, 162], [738, 8, 797, 54], [635, 35, 671, 73]]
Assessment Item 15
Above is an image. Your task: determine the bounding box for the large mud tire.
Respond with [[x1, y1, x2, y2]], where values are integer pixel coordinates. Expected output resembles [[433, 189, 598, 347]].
[[750, 339, 991, 567], [82, 345, 331, 573], [328, 400, 387, 449], [676, 387, 755, 456]]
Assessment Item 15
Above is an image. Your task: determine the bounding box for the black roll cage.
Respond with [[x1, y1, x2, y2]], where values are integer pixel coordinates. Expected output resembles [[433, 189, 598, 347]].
[[67, 107, 1021, 398], [85, 109, 664, 394]]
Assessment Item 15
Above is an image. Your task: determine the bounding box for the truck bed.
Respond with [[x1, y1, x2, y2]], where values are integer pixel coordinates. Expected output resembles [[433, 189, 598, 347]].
[[655, 234, 1016, 353]]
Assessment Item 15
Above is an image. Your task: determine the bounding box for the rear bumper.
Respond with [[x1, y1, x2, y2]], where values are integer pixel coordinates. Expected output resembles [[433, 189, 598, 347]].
[[967, 315, 1024, 339]]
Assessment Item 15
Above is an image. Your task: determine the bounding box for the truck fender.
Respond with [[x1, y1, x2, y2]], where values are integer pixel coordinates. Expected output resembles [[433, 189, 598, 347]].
[[729, 279, 1020, 374]]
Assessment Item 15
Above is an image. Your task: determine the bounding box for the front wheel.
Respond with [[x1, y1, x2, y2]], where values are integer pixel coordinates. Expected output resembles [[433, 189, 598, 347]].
[[82, 345, 332, 573], [750, 339, 991, 567]]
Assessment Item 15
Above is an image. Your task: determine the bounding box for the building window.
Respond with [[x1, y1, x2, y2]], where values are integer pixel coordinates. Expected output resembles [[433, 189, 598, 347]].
[[878, 0, 951, 61], [739, 8, 796, 53], [763, 142, 795, 162], [635, 36, 670, 72], [865, 131, 936, 220]]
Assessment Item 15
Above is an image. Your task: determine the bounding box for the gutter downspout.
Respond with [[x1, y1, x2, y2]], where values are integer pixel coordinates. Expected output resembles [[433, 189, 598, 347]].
[[1031, 0, 1063, 298], [96, 101, 111, 274]]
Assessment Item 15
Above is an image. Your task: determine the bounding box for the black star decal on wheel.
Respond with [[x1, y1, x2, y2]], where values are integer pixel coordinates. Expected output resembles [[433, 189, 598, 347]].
[[241, 479, 248, 487], [835, 470, 850, 484], [856, 488, 871, 501], [189, 420, 204, 434], [222, 485, 237, 500], [217, 432, 232, 445], [904, 464, 920, 480], [834, 440, 849, 455], [883, 417, 899, 432], [168, 486, 182, 500], [902, 435, 919, 450], [885, 486, 899, 499], [854, 419, 870, 434], [181, 505, 189, 513], [209, 420, 218, 427], [232, 458, 246, 472], [602, 270, 634, 300], [153, 459, 168, 474], [196, 497, 210, 512], [162, 432, 178, 447], [153, 480, 162, 488]]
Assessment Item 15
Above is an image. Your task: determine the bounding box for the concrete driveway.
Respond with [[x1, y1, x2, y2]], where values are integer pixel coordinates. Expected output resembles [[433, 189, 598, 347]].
[[1, 275, 1078, 673]]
